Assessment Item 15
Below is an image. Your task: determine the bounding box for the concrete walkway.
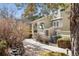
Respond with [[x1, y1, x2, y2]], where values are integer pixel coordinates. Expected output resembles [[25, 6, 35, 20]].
[[23, 39, 72, 56]]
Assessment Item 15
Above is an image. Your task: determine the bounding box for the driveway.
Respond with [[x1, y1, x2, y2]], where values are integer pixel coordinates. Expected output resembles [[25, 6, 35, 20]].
[[23, 39, 72, 56]]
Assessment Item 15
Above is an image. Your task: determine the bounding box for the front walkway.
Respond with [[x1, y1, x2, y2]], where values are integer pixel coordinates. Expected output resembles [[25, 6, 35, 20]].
[[23, 39, 72, 56]]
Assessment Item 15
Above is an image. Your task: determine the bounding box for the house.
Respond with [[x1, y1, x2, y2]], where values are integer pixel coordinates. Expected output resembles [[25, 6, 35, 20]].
[[31, 4, 71, 39]]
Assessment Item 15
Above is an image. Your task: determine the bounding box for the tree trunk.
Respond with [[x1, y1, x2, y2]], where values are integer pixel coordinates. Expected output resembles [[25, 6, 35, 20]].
[[70, 3, 79, 56]]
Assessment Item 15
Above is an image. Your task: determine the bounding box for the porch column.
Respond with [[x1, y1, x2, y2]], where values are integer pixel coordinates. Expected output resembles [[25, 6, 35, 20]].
[[32, 23, 34, 39], [37, 22, 40, 33]]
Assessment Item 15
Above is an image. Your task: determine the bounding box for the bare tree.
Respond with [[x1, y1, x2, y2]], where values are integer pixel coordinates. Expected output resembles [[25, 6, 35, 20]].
[[0, 6, 16, 19]]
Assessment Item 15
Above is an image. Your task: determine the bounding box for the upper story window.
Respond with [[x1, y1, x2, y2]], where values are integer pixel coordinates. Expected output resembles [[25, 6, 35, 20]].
[[52, 19, 63, 28], [52, 9, 61, 19]]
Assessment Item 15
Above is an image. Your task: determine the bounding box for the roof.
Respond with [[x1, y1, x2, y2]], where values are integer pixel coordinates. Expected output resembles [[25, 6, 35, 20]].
[[30, 15, 52, 24], [30, 16, 47, 24]]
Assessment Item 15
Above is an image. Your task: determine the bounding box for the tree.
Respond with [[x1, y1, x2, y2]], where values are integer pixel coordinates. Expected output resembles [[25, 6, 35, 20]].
[[23, 3, 69, 16], [0, 5, 16, 19], [16, 3, 69, 21], [70, 3, 79, 56]]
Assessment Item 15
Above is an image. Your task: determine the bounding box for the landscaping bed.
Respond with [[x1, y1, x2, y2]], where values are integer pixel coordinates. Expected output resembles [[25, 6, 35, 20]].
[[57, 37, 71, 49]]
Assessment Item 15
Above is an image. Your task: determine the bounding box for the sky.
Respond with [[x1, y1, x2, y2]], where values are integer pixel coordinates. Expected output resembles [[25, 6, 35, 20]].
[[0, 3, 44, 19], [0, 3, 25, 19]]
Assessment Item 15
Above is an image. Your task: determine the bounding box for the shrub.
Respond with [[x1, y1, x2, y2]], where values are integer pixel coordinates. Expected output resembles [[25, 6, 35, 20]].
[[50, 35, 62, 43], [57, 37, 71, 49], [0, 19, 30, 45], [0, 19, 30, 55], [56, 35, 62, 39], [39, 51, 67, 56], [0, 40, 7, 49], [36, 33, 49, 44], [0, 40, 8, 56]]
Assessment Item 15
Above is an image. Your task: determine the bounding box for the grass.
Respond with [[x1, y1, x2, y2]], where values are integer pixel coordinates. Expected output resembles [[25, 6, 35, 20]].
[[39, 51, 67, 56]]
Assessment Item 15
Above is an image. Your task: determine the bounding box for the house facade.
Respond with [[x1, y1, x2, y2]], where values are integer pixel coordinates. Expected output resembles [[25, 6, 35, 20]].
[[31, 4, 71, 39], [51, 5, 70, 37], [31, 15, 52, 39]]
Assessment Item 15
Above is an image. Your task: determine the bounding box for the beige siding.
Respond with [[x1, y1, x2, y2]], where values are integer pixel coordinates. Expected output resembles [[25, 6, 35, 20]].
[[60, 4, 71, 36]]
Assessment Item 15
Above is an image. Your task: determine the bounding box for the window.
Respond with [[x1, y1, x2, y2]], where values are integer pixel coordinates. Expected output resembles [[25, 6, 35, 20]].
[[45, 30, 49, 36], [39, 23, 45, 30], [52, 19, 62, 28], [53, 21, 56, 27], [57, 21, 59, 27], [53, 10, 58, 18], [34, 23, 37, 33], [53, 9, 61, 19]]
